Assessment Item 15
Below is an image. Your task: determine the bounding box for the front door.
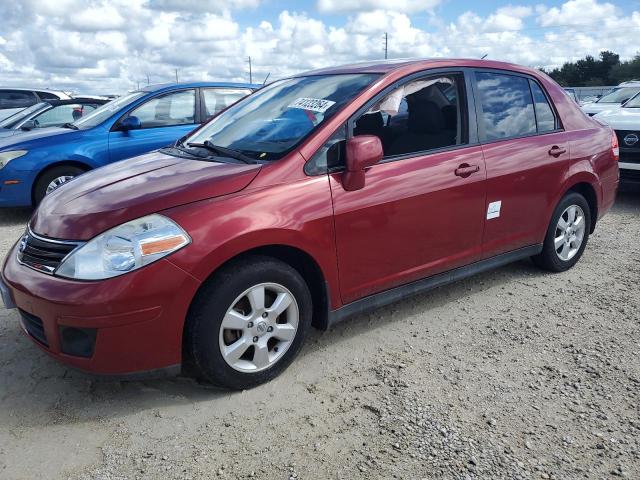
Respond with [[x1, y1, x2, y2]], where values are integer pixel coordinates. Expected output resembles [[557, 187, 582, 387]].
[[329, 72, 487, 304], [108, 89, 199, 162]]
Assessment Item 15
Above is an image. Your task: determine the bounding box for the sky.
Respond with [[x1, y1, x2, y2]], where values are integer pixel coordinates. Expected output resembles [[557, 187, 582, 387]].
[[0, 0, 639, 94]]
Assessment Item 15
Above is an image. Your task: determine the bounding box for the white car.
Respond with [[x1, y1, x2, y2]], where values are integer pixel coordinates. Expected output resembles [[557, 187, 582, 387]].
[[595, 92, 640, 182], [581, 81, 640, 117], [0, 88, 71, 121]]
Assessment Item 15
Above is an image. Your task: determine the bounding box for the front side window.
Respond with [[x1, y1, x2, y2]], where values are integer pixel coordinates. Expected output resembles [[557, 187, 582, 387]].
[[129, 89, 196, 129], [203, 88, 252, 120], [33, 104, 99, 128], [529, 80, 557, 133], [184, 74, 379, 161], [0, 90, 37, 109], [623, 92, 640, 108], [475, 72, 536, 141], [353, 74, 466, 158]]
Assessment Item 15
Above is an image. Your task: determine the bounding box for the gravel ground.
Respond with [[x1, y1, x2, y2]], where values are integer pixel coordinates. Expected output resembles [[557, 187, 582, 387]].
[[0, 189, 639, 480]]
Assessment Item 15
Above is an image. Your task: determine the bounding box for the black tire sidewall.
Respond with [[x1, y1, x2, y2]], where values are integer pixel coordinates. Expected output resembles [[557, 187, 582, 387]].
[[187, 256, 312, 389], [34, 165, 85, 205], [538, 192, 591, 272]]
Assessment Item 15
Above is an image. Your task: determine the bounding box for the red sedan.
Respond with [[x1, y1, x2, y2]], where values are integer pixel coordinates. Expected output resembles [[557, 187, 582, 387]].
[[1, 59, 619, 389]]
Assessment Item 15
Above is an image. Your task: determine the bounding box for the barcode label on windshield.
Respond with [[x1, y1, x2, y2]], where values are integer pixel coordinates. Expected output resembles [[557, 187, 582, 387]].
[[288, 98, 336, 113]]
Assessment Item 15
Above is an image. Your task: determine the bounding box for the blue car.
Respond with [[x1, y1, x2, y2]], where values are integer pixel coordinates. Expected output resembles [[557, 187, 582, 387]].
[[0, 82, 256, 206]]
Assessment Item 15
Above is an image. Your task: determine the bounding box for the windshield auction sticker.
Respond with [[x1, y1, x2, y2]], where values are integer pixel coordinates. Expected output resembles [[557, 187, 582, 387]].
[[288, 98, 336, 113]]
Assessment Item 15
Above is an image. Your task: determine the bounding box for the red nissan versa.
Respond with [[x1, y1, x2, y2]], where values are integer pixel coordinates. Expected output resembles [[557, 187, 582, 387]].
[[1, 59, 618, 389]]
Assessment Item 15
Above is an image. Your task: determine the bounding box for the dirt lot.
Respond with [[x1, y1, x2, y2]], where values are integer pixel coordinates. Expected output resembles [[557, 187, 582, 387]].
[[0, 189, 639, 480]]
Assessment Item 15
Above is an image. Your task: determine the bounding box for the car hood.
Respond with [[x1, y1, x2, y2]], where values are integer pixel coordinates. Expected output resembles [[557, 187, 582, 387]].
[[0, 126, 74, 149], [582, 102, 621, 115], [0, 129, 18, 139], [31, 151, 261, 240], [594, 108, 640, 129]]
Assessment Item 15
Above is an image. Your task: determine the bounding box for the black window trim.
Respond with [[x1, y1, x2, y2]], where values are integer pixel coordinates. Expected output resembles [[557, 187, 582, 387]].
[[0, 89, 38, 109], [111, 87, 201, 132], [471, 68, 564, 145]]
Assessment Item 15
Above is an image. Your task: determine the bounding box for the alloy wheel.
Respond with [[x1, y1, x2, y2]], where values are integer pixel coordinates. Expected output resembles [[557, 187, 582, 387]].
[[45, 175, 75, 194], [554, 204, 586, 262], [218, 282, 299, 373]]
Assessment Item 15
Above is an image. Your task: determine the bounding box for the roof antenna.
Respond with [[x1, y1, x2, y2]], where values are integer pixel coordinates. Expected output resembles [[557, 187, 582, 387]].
[[481, 54, 488, 59], [263, 73, 271, 85]]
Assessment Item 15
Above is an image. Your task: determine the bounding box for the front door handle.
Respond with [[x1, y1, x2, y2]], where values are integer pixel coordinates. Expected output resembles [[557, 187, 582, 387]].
[[454, 163, 480, 178], [548, 146, 567, 157]]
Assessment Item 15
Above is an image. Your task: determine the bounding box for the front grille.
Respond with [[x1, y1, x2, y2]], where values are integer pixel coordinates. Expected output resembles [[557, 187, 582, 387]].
[[616, 130, 640, 149], [17, 229, 82, 274], [19, 309, 48, 346]]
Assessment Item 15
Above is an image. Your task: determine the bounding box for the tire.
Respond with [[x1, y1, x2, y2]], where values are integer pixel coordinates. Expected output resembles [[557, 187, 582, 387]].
[[33, 165, 85, 205], [532, 192, 591, 272], [186, 255, 312, 389]]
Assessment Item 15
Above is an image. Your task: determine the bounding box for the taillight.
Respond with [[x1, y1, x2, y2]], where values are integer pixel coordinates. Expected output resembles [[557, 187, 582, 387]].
[[612, 131, 619, 162]]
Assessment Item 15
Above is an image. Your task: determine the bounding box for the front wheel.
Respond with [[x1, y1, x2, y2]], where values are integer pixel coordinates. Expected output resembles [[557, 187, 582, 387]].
[[33, 165, 85, 205], [532, 192, 591, 272], [186, 256, 312, 389]]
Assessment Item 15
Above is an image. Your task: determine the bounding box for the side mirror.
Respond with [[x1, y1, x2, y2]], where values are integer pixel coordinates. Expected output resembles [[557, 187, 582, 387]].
[[119, 115, 141, 131], [20, 120, 37, 131], [342, 135, 383, 191]]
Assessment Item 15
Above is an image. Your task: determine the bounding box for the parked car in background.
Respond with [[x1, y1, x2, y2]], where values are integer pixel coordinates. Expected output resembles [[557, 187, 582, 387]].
[[0, 88, 71, 121], [582, 80, 640, 116], [0, 59, 618, 389], [0, 82, 256, 206], [564, 88, 579, 103], [595, 91, 640, 184], [0, 98, 109, 137]]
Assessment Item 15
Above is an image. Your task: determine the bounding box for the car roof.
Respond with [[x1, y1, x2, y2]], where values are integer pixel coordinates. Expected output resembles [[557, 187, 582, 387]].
[[138, 82, 260, 93], [618, 80, 640, 87], [0, 87, 69, 95], [296, 58, 543, 77]]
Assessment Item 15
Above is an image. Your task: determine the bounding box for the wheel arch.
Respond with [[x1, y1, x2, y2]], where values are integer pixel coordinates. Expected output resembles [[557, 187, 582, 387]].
[[565, 181, 598, 234], [31, 160, 92, 204]]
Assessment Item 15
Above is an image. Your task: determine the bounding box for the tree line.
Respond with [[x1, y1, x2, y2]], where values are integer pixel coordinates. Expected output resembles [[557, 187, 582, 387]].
[[540, 51, 640, 87]]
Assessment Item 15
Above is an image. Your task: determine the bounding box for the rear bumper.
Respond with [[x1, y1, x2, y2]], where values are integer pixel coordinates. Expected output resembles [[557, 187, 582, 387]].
[[2, 242, 201, 375]]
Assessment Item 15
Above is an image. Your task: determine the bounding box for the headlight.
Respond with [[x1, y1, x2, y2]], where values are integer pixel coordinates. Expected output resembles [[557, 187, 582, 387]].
[[0, 150, 28, 168], [56, 214, 190, 280]]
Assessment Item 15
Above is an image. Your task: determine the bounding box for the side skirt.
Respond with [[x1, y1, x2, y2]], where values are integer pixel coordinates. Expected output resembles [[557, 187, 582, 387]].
[[326, 244, 543, 328]]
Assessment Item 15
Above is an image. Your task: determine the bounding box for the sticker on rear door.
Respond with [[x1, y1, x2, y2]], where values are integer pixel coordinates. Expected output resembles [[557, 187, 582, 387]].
[[288, 98, 336, 113], [487, 201, 502, 219]]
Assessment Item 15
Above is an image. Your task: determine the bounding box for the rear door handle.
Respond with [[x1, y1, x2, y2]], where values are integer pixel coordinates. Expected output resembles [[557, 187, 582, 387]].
[[454, 163, 480, 177], [548, 146, 567, 157]]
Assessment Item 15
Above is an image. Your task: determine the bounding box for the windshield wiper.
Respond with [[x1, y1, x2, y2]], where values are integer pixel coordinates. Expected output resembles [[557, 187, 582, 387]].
[[61, 122, 79, 130], [187, 140, 254, 164]]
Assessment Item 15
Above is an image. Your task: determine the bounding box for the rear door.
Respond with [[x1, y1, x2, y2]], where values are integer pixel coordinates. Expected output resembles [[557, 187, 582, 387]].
[[108, 89, 199, 162], [329, 70, 487, 304], [473, 70, 570, 258]]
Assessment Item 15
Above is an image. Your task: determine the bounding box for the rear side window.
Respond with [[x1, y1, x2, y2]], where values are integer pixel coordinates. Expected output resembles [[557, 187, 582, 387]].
[[529, 80, 556, 133], [37, 91, 61, 100], [0, 90, 37, 109], [129, 89, 196, 129], [203, 88, 251, 120], [475, 72, 536, 141]]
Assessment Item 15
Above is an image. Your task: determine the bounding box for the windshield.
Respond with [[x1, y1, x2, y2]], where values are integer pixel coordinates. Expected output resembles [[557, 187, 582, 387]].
[[597, 87, 640, 104], [184, 73, 379, 161], [73, 92, 144, 129], [0, 102, 47, 128], [623, 92, 640, 108]]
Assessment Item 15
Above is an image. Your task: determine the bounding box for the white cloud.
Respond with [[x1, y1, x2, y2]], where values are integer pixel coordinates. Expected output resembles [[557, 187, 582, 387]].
[[317, 0, 441, 14], [0, 0, 637, 94]]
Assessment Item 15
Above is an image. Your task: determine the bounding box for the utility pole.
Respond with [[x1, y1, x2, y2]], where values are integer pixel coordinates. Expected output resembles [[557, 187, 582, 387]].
[[247, 56, 252, 84], [384, 32, 388, 59], [146, 73, 150, 85], [175, 68, 179, 83]]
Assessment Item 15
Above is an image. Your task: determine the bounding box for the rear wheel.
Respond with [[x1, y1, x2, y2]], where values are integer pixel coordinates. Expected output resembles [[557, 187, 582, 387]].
[[186, 256, 312, 389], [33, 165, 85, 205], [532, 192, 591, 272]]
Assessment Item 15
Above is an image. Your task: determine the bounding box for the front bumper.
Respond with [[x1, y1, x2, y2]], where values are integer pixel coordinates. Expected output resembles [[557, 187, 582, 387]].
[[2, 241, 201, 375], [0, 168, 36, 207]]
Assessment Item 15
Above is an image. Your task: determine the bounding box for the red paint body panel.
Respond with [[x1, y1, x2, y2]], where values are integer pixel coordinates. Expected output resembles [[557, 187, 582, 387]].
[[329, 146, 486, 303], [1, 59, 619, 376]]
